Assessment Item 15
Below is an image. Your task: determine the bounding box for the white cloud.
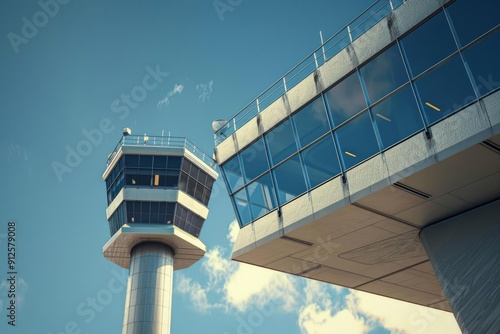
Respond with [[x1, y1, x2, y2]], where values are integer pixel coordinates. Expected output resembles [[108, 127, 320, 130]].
[[157, 83, 185, 108], [176, 274, 224, 313], [298, 280, 369, 334], [196, 80, 214, 102], [347, 290, 461, 334], [299, 306, 369, 334], [227, 219, 239, 245], [176, 221, 298, 314], [224, 262, 298, 312]]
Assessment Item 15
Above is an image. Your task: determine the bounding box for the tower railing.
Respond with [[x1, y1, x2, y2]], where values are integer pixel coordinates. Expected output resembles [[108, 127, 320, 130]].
[[107, 135, 217, 168], [214, 0, 406, 145]]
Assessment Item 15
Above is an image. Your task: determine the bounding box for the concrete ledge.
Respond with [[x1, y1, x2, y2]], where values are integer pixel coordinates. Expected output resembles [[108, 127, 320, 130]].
[[352, 15, 393, 66], [483, 89, 500, 134], [282, 194, 315, 233], [384, 131, 436, 183], [431, 102, 493, 162], [215, 133, 238, 165], [346, 155, 391, 203], [260, 96, 290, 134], [103, 224, 206, 270], [317, 47, 356, 90], [286, 73, 319, 114], [235, 117, 260, 152], [393, 0, 442, 38]]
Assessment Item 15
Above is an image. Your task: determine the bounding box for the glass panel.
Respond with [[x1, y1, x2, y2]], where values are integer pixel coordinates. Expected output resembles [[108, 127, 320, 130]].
[[448, 0, 499, 46], [293, 96, 330, 148], [302, 135, 341, 188], [241, 139, 269, 181], [139, 155, 152, 168], [335, 111, 380, 170], [125, 155, 139, 167], [361, 44, 409, 103], [371, 85, 424, 148], [165, 170, 179, 187], [181, 159, 191, 173], [179, 172, 189, 192], [234, 189, 251, 226], [150, 202, 159, 224], [205, 177, 215, 191], [222, 156, 244, 192], [266, 120, 297, 166], [197, 171, 207, 185], [189, 165, 200, 180], [187, 176, 196, 196], [135, 169, 151, 186], [401, 11, 457, 77], [194, 183, 204, 202], [168, 156, 182, 169], [202, 187, 211, 205], [273, 155, 307, 205], [415, 55, 475, 125], [247, 173, 277, 220], [153, 156, 167, 169], [326, 71, 366, 126], [463, 30, 500, 97]]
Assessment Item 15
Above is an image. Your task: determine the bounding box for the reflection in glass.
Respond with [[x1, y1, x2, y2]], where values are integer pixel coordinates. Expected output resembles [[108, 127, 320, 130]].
[[293, 96, 330, 148], [326, 71, 366, 126], [401, 11, 457, 77], [222, 156, 244, 192], [371, 85, 424, 148], [266, 120, 297, 166], [448, 0, 499, 46], [361, 44, 408, 103], [335, 111, 380, 170], [234, 188, 251, 226], [247, 173, 277, 220], [241, 139, 269, 181], [415, 55, 475, 125], [273, 155, 307, 205], [463, 30, 500, 97], [302, 135, 341, 188]]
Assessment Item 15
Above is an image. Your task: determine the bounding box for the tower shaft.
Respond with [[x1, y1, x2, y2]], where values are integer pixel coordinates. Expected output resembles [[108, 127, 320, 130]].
[[123, 243, 174, 334]]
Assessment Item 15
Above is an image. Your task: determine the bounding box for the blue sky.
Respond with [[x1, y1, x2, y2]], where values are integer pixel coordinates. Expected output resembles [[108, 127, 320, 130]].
[[0, 1, 460, 333]]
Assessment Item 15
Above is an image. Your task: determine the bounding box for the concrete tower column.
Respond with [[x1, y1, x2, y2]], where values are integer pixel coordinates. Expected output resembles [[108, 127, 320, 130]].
[[420, 200, 500, 334], [122, 243, 174, 334]]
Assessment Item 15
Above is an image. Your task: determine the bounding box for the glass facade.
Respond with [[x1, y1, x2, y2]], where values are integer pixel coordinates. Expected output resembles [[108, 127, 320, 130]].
[[106, 153, 215, 237], [108, 201, 205, 237], [220, 0, 500, 227], [105, 154, 215, 206]]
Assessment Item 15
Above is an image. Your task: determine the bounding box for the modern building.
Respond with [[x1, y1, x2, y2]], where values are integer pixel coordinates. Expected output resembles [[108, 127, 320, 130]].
[[102, 132, 218, 334], [214, 0, 499, 333]]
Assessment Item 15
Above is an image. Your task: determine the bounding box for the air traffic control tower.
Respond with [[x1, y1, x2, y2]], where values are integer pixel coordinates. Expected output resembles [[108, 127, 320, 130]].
[[102, 130, 218, 334], [214, 0, 499, 332]]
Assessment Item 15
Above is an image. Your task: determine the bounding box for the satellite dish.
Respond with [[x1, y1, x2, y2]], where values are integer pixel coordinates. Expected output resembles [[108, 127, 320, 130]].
[[212, 119, 228, 132]]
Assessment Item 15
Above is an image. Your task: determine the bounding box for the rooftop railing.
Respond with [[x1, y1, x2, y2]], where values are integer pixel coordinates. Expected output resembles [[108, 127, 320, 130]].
[[107, 135, 217, 168], [214, 0, 406, 145]]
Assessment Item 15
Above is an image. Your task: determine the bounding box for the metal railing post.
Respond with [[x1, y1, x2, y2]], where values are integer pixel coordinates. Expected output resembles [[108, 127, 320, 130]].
[[320, 31, 326, 63], [283, 77, 287, 92]]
